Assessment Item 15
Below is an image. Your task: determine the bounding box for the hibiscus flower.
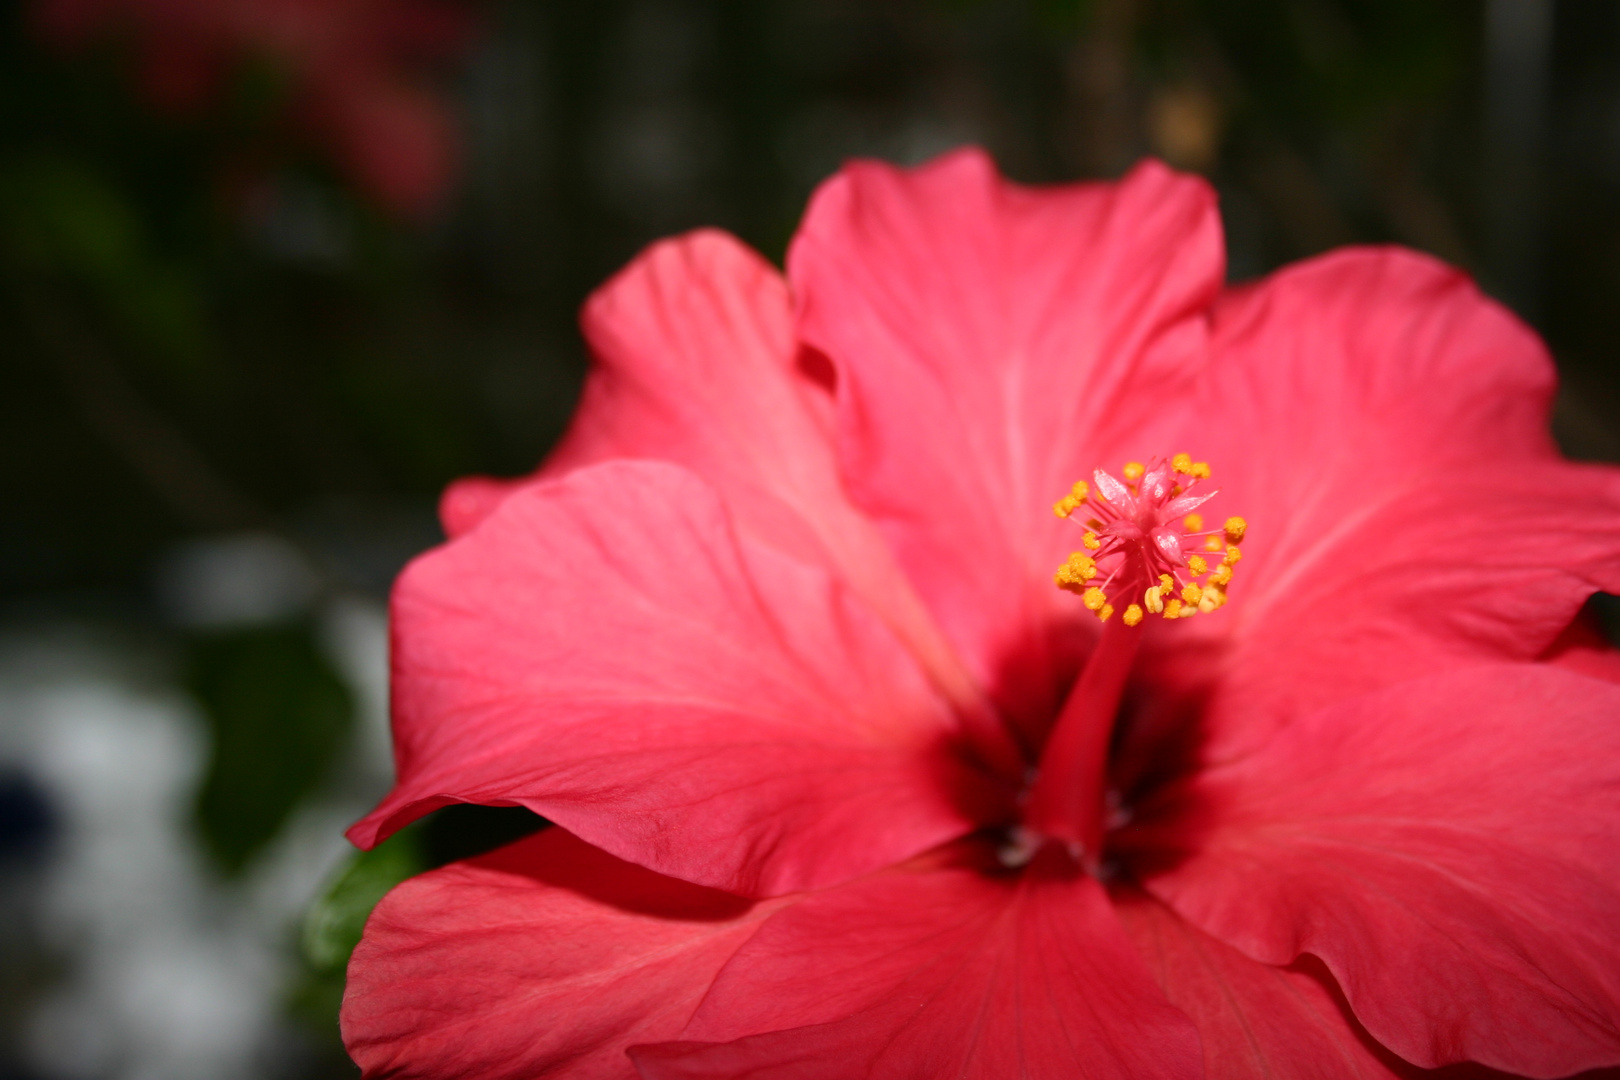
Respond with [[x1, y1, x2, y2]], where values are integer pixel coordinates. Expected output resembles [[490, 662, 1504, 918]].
[[340, 149, 1620, 1078]]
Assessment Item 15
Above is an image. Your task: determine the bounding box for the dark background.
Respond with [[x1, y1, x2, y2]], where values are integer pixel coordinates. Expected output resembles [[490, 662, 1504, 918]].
[[0, 1, 1615, 1076]]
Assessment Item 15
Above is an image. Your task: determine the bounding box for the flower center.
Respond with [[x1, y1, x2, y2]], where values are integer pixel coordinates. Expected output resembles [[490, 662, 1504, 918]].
[[1021, 454, 1246, 873], [1051, 452, 1244, 625]]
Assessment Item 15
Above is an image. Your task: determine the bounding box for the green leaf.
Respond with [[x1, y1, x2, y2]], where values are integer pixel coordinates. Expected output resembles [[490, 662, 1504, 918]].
[[0, 154, 141, 278], [0, 153, 210, 367], [185, 621, 354, 875], [302, 828, 428, 976]]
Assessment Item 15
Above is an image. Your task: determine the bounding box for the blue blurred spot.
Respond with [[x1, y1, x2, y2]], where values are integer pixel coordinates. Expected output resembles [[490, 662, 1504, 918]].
[[0, 768, 56, 867]]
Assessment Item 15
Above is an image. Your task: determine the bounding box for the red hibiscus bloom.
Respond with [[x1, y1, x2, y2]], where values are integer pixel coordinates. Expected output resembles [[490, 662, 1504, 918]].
[[341, 150, 1620, 1078]]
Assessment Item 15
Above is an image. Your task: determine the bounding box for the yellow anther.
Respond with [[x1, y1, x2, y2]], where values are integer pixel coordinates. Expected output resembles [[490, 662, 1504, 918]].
[[1183, 513, 1203, 533], [1187, 555, 1208, 575], [1099, 603, 1116, 622], [1223, 545, 1242, 565], [1164, 598, 1184, 619], [1122, 462, 1145, 483], [1205, 535, 1224, 552], [1224, 517, 1248, 544], [1082, 532, 1102, 551], [1159, 573, 1174, 590], [1144, 585, 1165, 614], [1198, 588, 1224, 614], [1172, 452, 1193, 473], [1181, 584, 1203, 605], [1123, 604, 1144, 627], [1053, 553, 1099, 592], [1082, 587, 1107, 612], [1189, 462, 1211, 479], [1210, 563, 1233, 587], [1051, 481, 1091, 518]]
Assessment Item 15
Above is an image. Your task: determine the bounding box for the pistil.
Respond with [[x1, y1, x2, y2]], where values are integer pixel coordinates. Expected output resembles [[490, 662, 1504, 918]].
[[1024, 454, 1245, 871], [1021, 613, 1140, 867]]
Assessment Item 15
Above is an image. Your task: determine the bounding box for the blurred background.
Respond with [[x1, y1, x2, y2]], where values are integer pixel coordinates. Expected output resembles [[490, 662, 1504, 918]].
[[0, 0, 1616, 1076]]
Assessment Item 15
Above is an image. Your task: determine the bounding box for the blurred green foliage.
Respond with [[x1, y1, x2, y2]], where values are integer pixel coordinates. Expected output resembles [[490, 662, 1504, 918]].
[[0, 152, 207, 365], [298, 804, 546, 979], [302, 829, 428, 976], [291, 827, 427, 1063], [290, 806, 544, 1067], [184, 621, 354, 874]]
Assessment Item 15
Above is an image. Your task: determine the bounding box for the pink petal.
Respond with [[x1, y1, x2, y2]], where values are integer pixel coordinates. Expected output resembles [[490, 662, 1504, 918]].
[[1161, 460, 1620, 762], [343, 828, 788, 1079], [438, 229, 810, 541], [1153, 248, 1620, 759], [1541, 612, 1620, 687], [443, 229, 1008, 767], [439, 474, 526, 538], [1127, 664, 1620, 1077], [1117, 897, 1620, 1080], [788, 149, 1223, 742], [350, 460, 1010, 896], [1114, 889, 1405, 1079], [632, 845, 1202, 1080], [1202, 247, 1557, 474]]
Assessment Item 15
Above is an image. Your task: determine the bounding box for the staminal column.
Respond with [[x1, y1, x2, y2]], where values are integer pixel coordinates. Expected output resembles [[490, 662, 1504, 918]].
[[1021, 615, 1141, 870]]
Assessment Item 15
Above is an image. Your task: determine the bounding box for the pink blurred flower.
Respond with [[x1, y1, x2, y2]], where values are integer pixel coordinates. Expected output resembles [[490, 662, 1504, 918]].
[[33, 0, 476, 217], [342, 150, 1620, 1078]]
